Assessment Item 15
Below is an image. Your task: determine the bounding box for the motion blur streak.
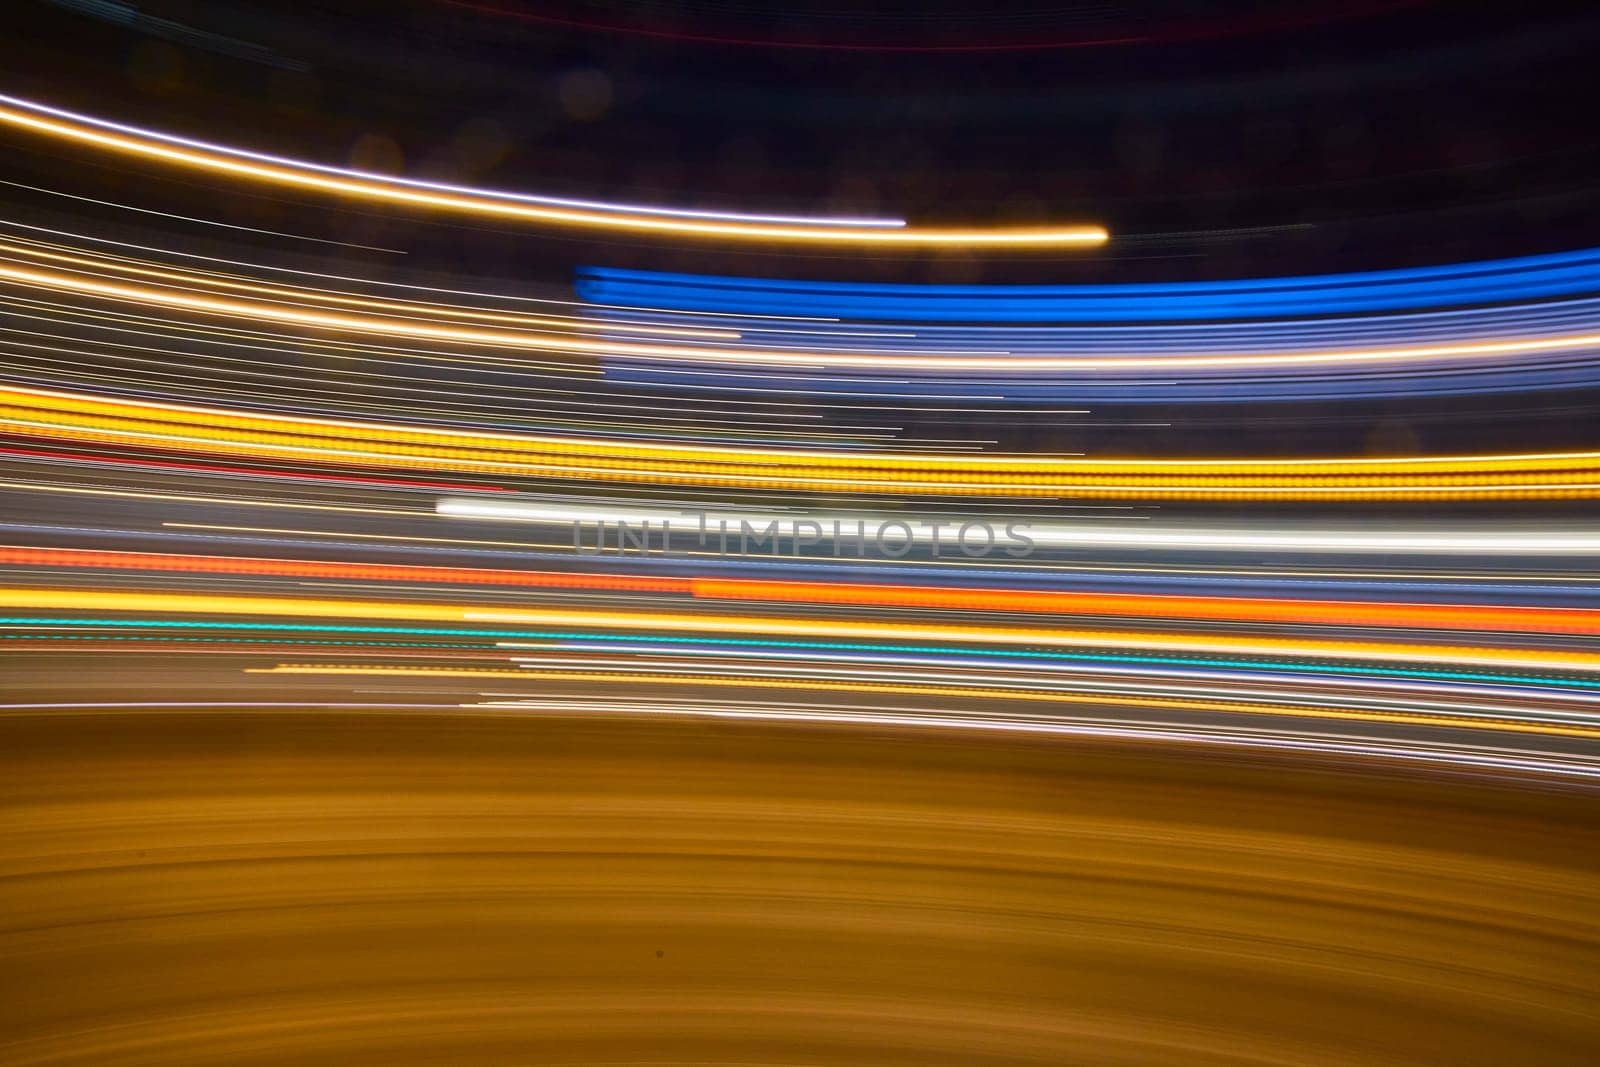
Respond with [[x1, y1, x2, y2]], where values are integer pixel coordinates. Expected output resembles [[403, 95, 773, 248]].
[[247, 663, 1600, 738], [579, 251, 1600, 320], [4, 6, 1600, 1063], [438, 497, 1600, 551], [11, 238, 1600, 374], [10, 585, 1600, 672], [9, 543, 1600, 633], [0, 94, 1108, 247], [9, 381, 1600, 498]]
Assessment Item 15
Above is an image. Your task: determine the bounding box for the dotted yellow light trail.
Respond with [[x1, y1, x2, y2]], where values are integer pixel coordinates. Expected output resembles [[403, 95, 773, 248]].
[[6, 383, 1600, 499]]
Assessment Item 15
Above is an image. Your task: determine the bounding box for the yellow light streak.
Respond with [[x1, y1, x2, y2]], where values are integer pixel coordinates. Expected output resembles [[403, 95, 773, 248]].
[[6, 382, 1600, 499]]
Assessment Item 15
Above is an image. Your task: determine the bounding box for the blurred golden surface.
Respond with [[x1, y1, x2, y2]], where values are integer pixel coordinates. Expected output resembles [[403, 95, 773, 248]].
[[2, 710, 1597, 1065]]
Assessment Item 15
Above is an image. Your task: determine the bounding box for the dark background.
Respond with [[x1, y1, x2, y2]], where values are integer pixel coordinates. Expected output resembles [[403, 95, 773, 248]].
[[6, 1, 1598, 280]]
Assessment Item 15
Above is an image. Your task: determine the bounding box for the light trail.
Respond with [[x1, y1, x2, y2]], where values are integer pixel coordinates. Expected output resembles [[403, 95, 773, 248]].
[[577, 252, 1600, 321], [8, 248, 1600, 372], [438, 498, 1600, 553], [458, 697, 1600, 780], [0, 237, 738, 339], [0, 93, 1108, 247], [245, 664, 1600, 740], [9, 382, 1600, 498], [6, 617, 1598, 691], [6, 587, 1600, 674], [6, 544, 1600, 633], [493, 653, 1600, 724]]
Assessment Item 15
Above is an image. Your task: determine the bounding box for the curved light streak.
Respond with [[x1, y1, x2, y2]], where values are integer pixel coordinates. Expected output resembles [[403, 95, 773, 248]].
[[578, 253, 1600, 322], [7, 256, 1600, 372], [0, 93, 1108, 247]]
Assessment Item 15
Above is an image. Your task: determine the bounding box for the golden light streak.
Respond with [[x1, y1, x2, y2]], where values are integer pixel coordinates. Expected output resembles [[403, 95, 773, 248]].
[[0, 99, 1107, 247], [7, 382, 1600, 498]]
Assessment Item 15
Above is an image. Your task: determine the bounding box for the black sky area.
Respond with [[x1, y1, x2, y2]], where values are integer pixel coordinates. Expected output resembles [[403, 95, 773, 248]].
[[6, 2, 1598, 281]]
